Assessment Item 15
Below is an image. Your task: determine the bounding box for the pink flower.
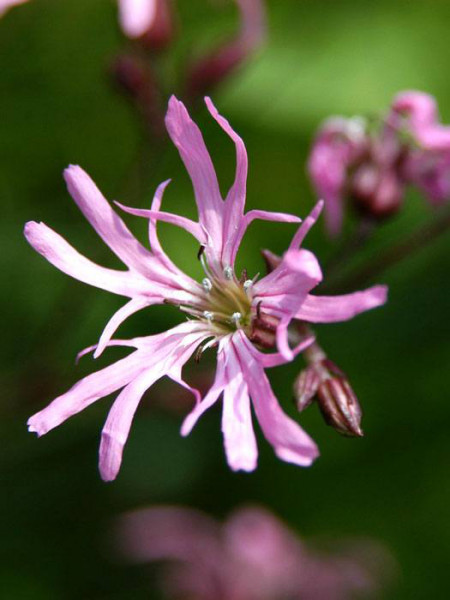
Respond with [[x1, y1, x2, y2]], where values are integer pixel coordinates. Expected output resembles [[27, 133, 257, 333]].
[[308, 116, 368, 237], [0, 0, 28, 17], [391, 91, 450, 205], [117, 0, 157, 39], [116, 505, 392, 599], [186, 0, 266, 97], [309, 90, 450, 236], [25, 96, 387, 480], [390, 90, 450, 152]]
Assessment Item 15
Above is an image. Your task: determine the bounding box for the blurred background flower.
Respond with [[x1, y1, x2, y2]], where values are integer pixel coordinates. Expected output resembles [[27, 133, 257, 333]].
[[308, 90, 450, 237], [115, 505, 395, 599], [1, 0, 449, 598]]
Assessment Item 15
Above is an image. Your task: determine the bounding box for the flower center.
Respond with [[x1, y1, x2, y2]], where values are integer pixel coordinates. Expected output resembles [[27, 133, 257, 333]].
[[196, 268, 254, 335], [176, 253, 256, 337]]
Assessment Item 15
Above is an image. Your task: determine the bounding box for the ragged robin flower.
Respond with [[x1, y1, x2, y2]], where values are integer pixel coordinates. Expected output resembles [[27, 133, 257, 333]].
[[25, 96, 387, 480]]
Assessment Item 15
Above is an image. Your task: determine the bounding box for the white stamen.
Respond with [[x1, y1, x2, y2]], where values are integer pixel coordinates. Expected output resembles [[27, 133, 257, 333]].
[[223, 266, 233, 280], [202, 277, 212, 292], [203, 311, 214, 322], [243, 279, 253, 292], [231, 312, 242, 326]]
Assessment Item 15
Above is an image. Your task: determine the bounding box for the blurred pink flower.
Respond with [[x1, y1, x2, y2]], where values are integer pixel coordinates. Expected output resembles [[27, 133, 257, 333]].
[[390, 90, 450, 151], [25, 96, 386, 480], [186, 0, 266, 97], [391, 91, 450, 205], [308, 116, 367, 237], [309, 90, 450, 236], [0, 0, 28, 17], [118, 0, 157, 39], [116, 505, 392, 599]]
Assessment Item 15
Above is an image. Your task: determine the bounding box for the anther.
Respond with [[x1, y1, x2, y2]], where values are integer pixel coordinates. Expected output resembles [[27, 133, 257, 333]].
[[231, 312, 242, 326], [239, 268, 248, 284], [256, 300, 262, 319], [197, 245, 205, 260], [243, 279, 253, 292], [202, 277, 212, 292], [223, 266, 233, 280], [203, 310, 214, 322]]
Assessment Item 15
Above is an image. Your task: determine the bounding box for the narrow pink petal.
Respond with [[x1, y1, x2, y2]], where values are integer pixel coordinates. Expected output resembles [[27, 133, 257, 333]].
[[64, 166, 159, 277], [289, 200, 324, 250], [204, 97, 248, 265], [254, 249, 322, 359], [0, 0, 28, 17], [115, 201, 205, 244], [94, 297, 151, 359], [180, 338, 230, 436], [296, 286, 388, 323], [167, 366, 202, 407], [205, 96, 247, 210], [234, 333, 319, 467], [118, 0, 156, 38], [221, 346, 258, 472], [227, 209, 301, 266], [27, 350, 147, 436], [147, 179, 183, 275], [146, 181, 207, 300], [99, 326, 206, 480], [241, 331, 315, 369], [99, 369, 159, 481], [24, 221, 152, 298], [254, 249, 322, 302], [165, 96, 224, 246], [76, 339, 140, 363], [29, 323, 207, 438]]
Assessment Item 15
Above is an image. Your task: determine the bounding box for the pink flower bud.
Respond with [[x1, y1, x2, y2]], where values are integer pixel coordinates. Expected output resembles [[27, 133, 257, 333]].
[[0, 0, 28, 18], [308, 117, 368, 237], [249, 308, 279, 349], [141, 0, 175, 51], [294, 365, 321, 412], [351, 165, 404, 219], [317, 375, 363, 437], [186, 0, 266, 98], [295, 347, 363, 437]]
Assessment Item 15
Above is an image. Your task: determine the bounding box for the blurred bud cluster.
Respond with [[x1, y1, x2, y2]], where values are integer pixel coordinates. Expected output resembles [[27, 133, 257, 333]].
[[113, 0, 266, 136], [116, 505, 395, 600], [308, 90, 450, 236]]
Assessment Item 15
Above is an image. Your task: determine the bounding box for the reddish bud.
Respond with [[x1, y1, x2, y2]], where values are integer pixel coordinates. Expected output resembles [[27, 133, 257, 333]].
[[111, 54, 164, 137], [186, 0, 266, 99], [249, 310, 279, 349], [141, 0, 175, 52], [351, 164, 403, 219], [317, 376, 363, 437], [294, 366, 321, 412]]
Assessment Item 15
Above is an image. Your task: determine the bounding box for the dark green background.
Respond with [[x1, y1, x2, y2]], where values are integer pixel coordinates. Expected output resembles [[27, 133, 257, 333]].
[[1, 0, 449, 597]]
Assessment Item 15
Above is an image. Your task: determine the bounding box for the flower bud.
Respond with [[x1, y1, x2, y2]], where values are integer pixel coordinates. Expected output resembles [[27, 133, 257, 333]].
[[111, 54, 164, 137], [249, 309, 279, 349], [351, 164, 403, 219], [317, 374, 363, 437], [294, 365, 321, 412], [141, 0, 175, 52], [186, 0, 266, 99], [294, 346, 364, 437]]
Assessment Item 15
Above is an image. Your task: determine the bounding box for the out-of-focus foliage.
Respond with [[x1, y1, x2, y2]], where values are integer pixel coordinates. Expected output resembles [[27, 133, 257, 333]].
[[0, 0, 449, 597]]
